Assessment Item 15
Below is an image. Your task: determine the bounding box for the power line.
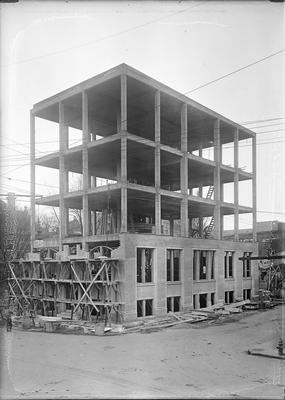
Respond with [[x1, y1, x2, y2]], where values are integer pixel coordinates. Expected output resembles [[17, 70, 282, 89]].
[[184, 49, 285, 94], [257, 210, 285, 216], [249, 122, 285, 130], [241, 117, 285, 125], [254, 128, 285, 135], [1, 2, 205, 68]]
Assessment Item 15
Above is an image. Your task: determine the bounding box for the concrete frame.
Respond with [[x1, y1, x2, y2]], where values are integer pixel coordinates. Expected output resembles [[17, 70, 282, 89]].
[[29, 64, 258, 321]]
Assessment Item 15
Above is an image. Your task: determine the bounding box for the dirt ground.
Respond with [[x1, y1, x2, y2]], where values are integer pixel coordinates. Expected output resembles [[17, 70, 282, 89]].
[[0, 305, 284, 399]]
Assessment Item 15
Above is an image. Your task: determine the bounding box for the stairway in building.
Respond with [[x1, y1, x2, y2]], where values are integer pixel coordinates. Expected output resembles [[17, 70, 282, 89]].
[[204, 216, 214, 238], [206, 186, 214, 199]]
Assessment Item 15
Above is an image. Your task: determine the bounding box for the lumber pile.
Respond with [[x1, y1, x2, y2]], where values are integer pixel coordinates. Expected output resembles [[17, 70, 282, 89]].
[[124, 300, 257, 334], [124, 312, 208, 333]]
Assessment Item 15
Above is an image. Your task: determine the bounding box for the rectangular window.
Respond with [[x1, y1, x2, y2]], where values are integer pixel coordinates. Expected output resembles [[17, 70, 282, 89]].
[[193, 294, 196, 310], [137, 300, 143, 317], [225, 290, 234, 304], [193, 250, 215, 281], [167, 296, 181, 312], [211, 292, 215, 305], [243, 289, 251, 300], [199, 293, 207, 308], [243, 252, 251, 277], [145, 299, 153, 316], [224, 251, 234, 278], [137, 299, 153, 317], [137, 248, 153, 283], [166, 249, 181, 281], [167, 297, 172, 313], [211, 252, 215, 279]]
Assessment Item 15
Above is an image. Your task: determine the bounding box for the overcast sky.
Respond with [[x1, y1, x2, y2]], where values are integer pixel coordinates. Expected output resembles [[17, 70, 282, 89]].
[[0, 0, 284, 228]]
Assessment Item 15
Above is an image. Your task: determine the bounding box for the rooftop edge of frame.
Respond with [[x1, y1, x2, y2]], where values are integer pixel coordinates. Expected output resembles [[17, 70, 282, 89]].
[[31, 63, 255, 138]]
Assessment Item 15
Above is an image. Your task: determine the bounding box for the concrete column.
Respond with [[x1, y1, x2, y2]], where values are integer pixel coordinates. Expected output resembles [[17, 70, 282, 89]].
[[155, 194, 161, 235], [155, 91, 161, 235], [198, 185, 203, 237], [207, 294, 212, 307], [155, 247, 167, 316], [234, 129, 239, 240], [30, 111, 36, 251], [82, 91, 90, 249], [180, 103, 188, 237], [198, 143, 203, 158], [180, 198, 188, 237], [252, 135, 257, 241], [91, 211, 96, 235], [116, 110, 121, 133], [194, 294, 200, 309], [155, 91, 160, 143], [181, 103, 188, 152], [59, 102, 68, 250], [216, 249, 225, 302], [121, 72, 127, 132], [121, 135, 127, 232], [213, 119, 221, 239], [169, 216, 174, 236], [120, 72, 128, 233]]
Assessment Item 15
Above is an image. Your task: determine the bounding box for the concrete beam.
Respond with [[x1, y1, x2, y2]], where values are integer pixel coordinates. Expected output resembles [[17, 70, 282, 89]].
[[124, 64, 255, 138], [126, 132, 156, 148], [33, 65, 122, 114]]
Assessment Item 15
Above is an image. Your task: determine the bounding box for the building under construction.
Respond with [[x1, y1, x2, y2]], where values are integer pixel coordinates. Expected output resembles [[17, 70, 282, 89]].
[[9, 64, 259, 323]]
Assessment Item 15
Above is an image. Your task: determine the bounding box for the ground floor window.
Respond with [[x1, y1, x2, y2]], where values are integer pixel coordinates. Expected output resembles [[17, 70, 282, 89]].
[[137, 298, 153, 317], [193, 293, 214, 309], [167, 296, 180, 313], [137, 248, 154, 283], [167, 249, 181, 281], [193, 250, 215, 280], [243, 289, 251, 300], [225, 290, 234, 304], [243, 252, 252, 277], [199, 293, 207, 308]]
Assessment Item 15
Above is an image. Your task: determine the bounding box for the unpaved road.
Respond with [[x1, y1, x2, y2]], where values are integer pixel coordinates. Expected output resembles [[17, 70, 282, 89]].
[[0, 305, 284, 399]]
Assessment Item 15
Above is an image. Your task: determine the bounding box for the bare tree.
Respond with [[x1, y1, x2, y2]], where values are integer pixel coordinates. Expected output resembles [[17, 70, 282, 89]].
[[37, 212, 59, 236], [0, 202, 31, 261]]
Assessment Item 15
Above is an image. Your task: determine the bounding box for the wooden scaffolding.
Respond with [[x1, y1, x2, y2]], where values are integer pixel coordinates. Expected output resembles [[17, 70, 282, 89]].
[[7, 252, 123, 325]]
